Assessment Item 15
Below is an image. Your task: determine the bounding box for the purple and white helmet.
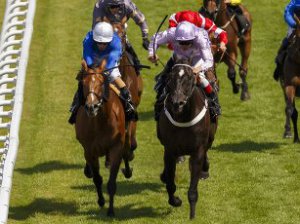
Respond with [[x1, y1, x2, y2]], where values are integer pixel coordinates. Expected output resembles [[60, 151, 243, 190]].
[[175, 21, 196, 41]]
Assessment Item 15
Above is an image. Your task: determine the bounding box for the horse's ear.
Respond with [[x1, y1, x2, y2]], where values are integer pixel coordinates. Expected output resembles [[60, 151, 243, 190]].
[[99, 59, 107, 71], [121, 17, 127, 26], [294, 14, 300, 26], [81, 59, 88, 71]]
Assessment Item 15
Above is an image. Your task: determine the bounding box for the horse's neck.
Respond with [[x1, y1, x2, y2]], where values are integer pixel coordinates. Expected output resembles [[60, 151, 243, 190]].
[[216, 0, 228, 25], [288, 37, 300, 64]]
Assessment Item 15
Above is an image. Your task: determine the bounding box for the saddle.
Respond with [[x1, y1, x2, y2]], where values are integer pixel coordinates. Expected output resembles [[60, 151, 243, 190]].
[[226, 5, 250, 36]]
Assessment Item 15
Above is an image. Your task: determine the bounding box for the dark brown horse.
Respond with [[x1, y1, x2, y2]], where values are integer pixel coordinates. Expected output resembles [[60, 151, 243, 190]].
[[75, 60, 133, 217], [157, 63, 217, 219], [280, 15, 300, 143], [201, 0, 252, 100]]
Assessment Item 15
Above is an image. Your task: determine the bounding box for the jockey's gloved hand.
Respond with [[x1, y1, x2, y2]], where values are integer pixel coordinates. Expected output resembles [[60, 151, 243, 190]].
[[142, 37, 150, 50]]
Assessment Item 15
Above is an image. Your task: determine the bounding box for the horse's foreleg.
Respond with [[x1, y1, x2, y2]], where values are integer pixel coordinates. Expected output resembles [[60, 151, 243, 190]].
[[163, 150, 182, 207], [122, 157, 133, 179], [283, 85, 292, 138], [225, 55, 239, 94], [200, 152, 210, 180], [285, 86, 299, 143], [89, 157, 105, 209], [291, 101, 299, 143], [107, 147, 122, 217], [188, 150, 204, 219], [238, 35, 251, 101]]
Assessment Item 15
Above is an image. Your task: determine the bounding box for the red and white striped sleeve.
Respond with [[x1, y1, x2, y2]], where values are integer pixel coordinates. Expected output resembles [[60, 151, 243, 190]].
[[198, 13, 228, 44], [169, 13, 178, 28]]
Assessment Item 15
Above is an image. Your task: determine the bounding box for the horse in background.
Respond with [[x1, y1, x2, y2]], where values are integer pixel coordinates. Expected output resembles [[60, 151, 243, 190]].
[[111, 21, 144, 152], [280, 15, 300, 143], [157, 62, 217, 219], [201, 0, 252, 100], [75, 60, 133, 217]]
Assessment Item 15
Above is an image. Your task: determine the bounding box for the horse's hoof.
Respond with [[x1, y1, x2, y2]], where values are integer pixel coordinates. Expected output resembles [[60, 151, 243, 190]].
[[200, 171, 209, 180], [84, 165, 93, 178], [190, 212, 196, 220], [233, 84, 240, 94], [128, 151, 135, 161], [283, 131, 293, 139], [107, 208, 115, 217], [98, 197, 105, 208], [241, 91, 250, 101], [122, 167, 133, 179], [160, 172, 166, 184], [176, 156, 185, 164], [131, 137, 137, 151], [105, 160, 110, 169], [169, 196, 182, 207], [294, 138, 300, 143]]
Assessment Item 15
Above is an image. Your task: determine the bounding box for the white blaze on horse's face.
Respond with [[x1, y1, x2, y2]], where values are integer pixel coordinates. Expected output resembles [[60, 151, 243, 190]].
[[179, 69, 185, 77]]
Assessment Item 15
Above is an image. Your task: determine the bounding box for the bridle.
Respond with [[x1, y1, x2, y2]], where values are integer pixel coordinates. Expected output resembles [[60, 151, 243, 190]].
[[202, 0, 222, 21], [166, 64, 197, 107], [82, 71, 106, 108]]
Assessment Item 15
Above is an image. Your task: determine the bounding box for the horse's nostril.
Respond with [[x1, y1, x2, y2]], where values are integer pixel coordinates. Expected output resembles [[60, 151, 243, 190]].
[[179, 101, 185, 107]]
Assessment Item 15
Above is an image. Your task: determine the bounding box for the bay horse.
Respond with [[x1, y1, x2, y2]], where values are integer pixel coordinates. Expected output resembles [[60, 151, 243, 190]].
[[280, 15, 300, 143], [201, 0, 252, 100], [75, 59, 133, 217], [157, 62, 217, 219], [112, 21, 143, 152]]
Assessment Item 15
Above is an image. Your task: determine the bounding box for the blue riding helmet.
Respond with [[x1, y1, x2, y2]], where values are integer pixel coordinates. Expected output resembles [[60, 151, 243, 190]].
[[285, 0, 300, 28]]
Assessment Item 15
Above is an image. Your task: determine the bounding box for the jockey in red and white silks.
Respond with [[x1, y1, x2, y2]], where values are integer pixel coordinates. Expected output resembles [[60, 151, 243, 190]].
[[168, 10, 228, 51]]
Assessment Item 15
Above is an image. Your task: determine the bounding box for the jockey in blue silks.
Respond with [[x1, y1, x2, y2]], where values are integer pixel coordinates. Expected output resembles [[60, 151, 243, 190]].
[[274, 0, 300, 80], [69, 21, 137, 124]]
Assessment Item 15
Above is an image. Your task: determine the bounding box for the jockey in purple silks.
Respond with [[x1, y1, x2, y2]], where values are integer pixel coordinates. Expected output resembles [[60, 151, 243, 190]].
[[274, 0, 300, 81], [148, 21, 221, 121]]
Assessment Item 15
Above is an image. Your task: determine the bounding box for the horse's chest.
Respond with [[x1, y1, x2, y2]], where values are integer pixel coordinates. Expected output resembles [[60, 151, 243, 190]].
[[160, 126, 203, 149]]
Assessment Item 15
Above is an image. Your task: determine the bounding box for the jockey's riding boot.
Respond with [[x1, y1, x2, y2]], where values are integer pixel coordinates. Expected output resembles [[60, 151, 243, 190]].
[[120, 87, 138, 121], [68, 82, 83, 125], [126, 42, 141, 75], [207, 91, 221, 119], [274, 38, 288, 81], [154, 89, 167, 121], [236, 13, 250, 36], [154, 57, 174, 96]]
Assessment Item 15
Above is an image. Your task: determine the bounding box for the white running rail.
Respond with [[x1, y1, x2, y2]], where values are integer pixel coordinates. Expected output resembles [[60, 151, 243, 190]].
[[0, 0, 36, 223]]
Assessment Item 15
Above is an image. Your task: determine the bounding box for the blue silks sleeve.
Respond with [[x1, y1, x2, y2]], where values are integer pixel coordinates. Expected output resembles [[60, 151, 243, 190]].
[[105, 33, 122, 73], [83, 31, 95, 67], [285, 2, 297, 28]]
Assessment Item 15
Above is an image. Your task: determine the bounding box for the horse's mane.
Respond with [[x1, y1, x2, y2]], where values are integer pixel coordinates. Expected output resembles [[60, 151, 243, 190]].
[[76, 68, 86, 81]]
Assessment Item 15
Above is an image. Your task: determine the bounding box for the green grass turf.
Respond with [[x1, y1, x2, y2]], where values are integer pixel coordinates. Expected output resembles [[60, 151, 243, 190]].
[[0, 0, 299, 223]]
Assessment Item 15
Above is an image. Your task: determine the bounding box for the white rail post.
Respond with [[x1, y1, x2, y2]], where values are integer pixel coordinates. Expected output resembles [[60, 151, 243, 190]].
[[0, 0, 36, 223]]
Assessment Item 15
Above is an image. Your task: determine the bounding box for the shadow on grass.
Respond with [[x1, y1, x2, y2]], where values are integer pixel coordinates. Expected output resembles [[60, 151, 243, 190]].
[[9, 198, 170, 221], [71, 180, 163, 196], [9, 198, 78, 220], [85, 204, 171, 221], [213, 140, 286, 152], [15, 160, 82, 175]]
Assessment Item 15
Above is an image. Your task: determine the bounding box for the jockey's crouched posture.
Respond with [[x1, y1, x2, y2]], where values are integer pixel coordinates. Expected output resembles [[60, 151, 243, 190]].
[[274, 0, 300, 81], [168, 10, 228, 51], [68, 22, 137, 124], [148, 21, 221, 121], [92, 0, 149, 75]]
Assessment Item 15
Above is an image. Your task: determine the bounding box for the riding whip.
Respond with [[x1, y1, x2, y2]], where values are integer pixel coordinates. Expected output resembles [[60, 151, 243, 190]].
[[153, 15, 168, 67]]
